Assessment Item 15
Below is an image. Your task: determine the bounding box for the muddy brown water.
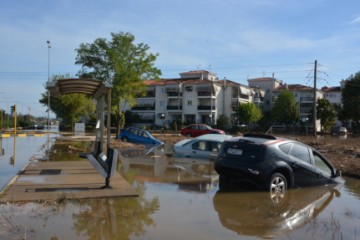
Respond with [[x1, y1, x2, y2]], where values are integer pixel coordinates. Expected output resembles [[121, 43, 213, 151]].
[[0, 137, 360, 239]]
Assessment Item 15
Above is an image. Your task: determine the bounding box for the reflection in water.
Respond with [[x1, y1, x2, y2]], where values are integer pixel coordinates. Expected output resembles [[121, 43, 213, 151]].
[[213, 185, 341, 238], [1, 139, 360, 239], [72, 194, 159, 239], [119, 144, 218, 193]]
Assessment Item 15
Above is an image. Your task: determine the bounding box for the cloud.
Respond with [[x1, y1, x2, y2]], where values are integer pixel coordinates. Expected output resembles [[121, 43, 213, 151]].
[[349, 16, 360, 25]]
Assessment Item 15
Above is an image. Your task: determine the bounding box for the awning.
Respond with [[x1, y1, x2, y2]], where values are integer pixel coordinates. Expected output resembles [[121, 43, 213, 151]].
[[239, 86, 250, 96], [47, 78, 112, 98]]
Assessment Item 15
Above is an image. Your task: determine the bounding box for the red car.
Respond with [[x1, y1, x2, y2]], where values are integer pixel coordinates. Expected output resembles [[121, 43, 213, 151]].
[[180, 124, 225, 137]]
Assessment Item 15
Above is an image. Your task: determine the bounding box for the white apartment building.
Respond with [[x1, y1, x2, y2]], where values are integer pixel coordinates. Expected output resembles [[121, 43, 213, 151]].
[[128, 70, 256, 128], [322, 80, 347, 127], [128, 70, 342, 132], [247, 77, 324, 131]]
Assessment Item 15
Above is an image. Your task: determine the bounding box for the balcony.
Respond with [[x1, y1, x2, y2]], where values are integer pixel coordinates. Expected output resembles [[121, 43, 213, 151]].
[[167, 105, 182, 110], [131, 104, 155, 111], [144, 91, 155, 98], [167, 92, 182, 97], [300, 97, 314, 103], [197, 105, 215, 110]]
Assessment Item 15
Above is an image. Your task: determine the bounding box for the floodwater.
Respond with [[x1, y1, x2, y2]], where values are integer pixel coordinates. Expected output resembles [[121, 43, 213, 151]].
[[0, 137, 360, 239]]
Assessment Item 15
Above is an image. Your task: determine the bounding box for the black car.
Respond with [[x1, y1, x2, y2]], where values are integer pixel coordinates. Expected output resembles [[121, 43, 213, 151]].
[[214, 134, 344, 193]]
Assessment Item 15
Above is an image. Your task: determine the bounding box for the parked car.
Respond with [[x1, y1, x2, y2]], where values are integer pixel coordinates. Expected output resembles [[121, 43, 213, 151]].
[[119, 127, 163, 145], [214, 133, 344, 194], [339, 127, 347, 134], [174, 134, 233, 159], [180, 124, 225, 137]]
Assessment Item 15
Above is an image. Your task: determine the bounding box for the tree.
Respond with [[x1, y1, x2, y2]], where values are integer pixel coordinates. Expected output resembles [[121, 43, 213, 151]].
[[235, 103, 263, 129], [316, 98, 336, 133], [272, 89, 299, 129], [341, 72, 360, 123], [216, 114, 230, 130], [75, 32, 161, 137], [39, 75, 95, 131]]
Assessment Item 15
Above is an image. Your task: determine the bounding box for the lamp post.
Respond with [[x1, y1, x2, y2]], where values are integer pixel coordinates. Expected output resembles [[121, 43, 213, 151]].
[[47, 40, 51, 130]]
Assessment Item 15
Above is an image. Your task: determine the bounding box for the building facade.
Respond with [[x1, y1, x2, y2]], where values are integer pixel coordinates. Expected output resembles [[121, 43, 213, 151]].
[[128, 70, 256, 128], [127, 70, 342, 132]]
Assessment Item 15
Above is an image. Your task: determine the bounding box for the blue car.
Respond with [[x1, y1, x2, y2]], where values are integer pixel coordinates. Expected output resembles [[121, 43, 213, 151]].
[[119, 127, 163, 145]]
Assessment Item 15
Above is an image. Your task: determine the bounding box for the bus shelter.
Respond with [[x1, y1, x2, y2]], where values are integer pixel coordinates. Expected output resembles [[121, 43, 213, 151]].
[[47, 78, 117, 188]]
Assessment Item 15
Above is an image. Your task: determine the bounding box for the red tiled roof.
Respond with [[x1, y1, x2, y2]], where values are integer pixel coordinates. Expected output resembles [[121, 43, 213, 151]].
[[273, 84, 314, 92], [321, 86, 341, 92]]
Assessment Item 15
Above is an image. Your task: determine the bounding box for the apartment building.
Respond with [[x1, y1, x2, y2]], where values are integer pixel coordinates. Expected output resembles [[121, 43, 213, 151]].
[[128, 70, 256, 128], [128, 70, 342, 132], [247, 77, 326, 131]]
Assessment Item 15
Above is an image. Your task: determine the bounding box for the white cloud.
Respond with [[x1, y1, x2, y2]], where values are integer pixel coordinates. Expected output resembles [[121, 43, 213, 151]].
[[350, 16, 360, 25]]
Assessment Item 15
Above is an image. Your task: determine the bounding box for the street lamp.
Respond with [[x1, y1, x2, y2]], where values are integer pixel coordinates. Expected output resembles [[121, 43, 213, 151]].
[[47, 40, 51, 129]]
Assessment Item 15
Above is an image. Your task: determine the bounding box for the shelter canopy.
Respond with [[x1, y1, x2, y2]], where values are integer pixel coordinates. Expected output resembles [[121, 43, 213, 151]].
[[47, 78, 112, 98]]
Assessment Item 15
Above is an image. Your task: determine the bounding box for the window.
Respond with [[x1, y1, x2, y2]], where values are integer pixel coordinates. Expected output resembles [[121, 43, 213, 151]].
[[313, 151, 332, 177], [192, 141, 207, 151], [188, 100, 192, 105], [279, 143, 292, 154], [289, 143, 311, 164]]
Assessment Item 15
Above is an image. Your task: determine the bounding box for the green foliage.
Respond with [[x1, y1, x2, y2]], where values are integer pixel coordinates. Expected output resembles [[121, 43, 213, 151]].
[[316, 98, 336, 132], [235, 103, 263, 126], [272, 89, 299, 127], [216, 114, 230, 130], [40, 91, 95, 131], [341, 72, 360, 121], [17, 114, 33, 128], [75, 32, 161, 137]]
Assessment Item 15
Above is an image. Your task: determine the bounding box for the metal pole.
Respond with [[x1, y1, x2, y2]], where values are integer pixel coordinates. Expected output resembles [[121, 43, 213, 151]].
[[313, 60, 317, 137], [47, 40, 51, 130]]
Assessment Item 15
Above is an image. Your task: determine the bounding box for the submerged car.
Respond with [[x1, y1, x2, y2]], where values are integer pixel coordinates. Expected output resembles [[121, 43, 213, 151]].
[[215, 133, 343, 194], [180, 124, 225, 137], [119, 127, 163, 145], [174, 134, 232, 159]]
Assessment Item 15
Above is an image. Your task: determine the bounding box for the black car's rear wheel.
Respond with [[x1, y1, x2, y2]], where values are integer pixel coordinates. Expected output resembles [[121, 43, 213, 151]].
[[269, 173, 287, 204]]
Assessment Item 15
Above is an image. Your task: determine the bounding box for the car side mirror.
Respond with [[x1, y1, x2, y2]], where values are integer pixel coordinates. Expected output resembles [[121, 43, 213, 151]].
[[335, 170, 342, 177]]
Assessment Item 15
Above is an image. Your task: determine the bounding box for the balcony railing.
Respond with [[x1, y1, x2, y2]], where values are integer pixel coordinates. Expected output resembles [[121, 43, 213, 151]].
[[167, 92, 182, 97], [167, 105, 182, 110], [300, 97, 314, 102], [197, 91, 212, 97], [197, 105, 215, 110], [131, 105, 155, 110]]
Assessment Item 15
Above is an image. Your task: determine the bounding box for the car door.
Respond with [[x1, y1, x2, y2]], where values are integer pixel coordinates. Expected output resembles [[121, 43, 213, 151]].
[[191, 140, 211, 158], [287, 143, 320, 187]]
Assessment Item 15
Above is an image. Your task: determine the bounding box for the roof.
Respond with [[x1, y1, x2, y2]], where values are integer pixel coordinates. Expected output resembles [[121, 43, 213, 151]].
[[195, 134, 233, 141], [248, 77, 281, 82], [144, 78, 221, 87], [47, 78, 112, 97], [322, 86, 341, 92], [273, 84, 316, 92]]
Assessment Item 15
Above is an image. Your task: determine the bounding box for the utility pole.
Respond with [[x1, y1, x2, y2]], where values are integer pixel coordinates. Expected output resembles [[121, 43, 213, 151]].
[[47, 40, 51, 130], [313, 60, 317, 137]]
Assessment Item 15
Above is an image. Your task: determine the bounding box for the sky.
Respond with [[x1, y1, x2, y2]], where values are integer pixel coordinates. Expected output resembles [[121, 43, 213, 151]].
[[1, 0, 360, 116]]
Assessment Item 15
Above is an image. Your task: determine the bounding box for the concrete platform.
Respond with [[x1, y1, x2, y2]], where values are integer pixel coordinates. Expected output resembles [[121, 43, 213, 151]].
[[0, 161, 138, 202]]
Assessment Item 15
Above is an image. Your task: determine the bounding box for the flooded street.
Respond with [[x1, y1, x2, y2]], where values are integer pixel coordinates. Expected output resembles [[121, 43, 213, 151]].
[[1, 137, 360, 239]]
